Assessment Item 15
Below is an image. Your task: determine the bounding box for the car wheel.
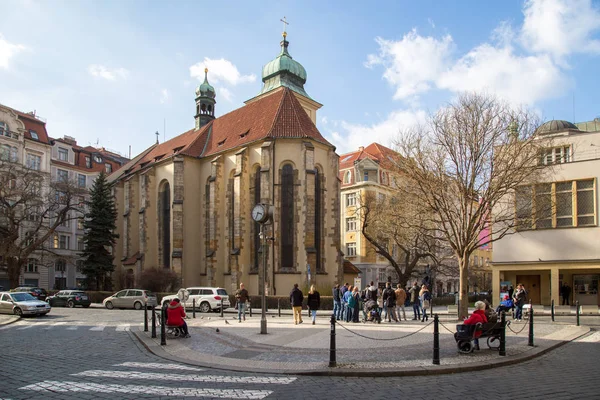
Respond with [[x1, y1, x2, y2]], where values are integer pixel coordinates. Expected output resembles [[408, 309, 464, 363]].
[[67, 300, 75, 308], [105, 301, 114, 310], [14, 307, 23, 317], [133, 301, 143, 310], [199, 302, 211, 313]]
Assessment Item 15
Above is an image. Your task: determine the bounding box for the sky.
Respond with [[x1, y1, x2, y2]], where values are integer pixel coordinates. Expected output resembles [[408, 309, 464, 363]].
[[1, 0, 599, 157]]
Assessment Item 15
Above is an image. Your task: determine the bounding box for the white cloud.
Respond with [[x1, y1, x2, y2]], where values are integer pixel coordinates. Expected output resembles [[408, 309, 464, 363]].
[[0, 34, 26, 69], [321, 116, 328, 125], [87, 64, 129, 81], [217, 87, 233, 102], [521, 0, 600, 59], [159, 89, 169, 104], [428, 18, 436, 29], [438, 43, 568, 105], [365, 30, 454, 100], [327, 109, 428, 154], [190, 58, 256, 86]]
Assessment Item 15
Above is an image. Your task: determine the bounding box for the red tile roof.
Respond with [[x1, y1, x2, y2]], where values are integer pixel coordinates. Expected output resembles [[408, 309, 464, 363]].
[[121, 88, 333, 177], [4, 107, 52, 145], [343, 259, 361, 274], [339, 142, 400, 170]]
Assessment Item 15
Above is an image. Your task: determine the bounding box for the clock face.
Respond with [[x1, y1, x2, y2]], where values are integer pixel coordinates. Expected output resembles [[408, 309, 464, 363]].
[[252, 204, 266, 222]]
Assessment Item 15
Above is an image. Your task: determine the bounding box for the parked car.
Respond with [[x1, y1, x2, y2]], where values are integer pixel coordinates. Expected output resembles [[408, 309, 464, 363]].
[[0, 291, 51, 316], [103, 289, 157, 310], [10, 286, 48, 301], [161, 287, 230, 313], [46, 290, 92, 308]]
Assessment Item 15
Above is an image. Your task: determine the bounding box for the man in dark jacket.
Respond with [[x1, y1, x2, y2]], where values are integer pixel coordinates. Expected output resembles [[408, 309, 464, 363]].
[[382, 282, 398, 322], [332, 284, 341, 320], [409, 281, 420, 320], [290, 283, 304, 325], [235, 283, 250, 323]]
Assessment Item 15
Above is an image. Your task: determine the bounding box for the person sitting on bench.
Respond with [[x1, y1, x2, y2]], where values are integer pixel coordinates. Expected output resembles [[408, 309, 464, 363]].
[[463, 301, 488, 350], [495, 295, 513, 315], [167, 298, 190, 338]]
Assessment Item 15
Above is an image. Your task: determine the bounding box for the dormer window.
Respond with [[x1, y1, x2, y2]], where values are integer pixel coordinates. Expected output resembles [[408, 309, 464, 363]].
[[29, 130, 39, 140], [85, 156, 91, 168], [58, 147, 68, 162], [94, 155, 102, 163], [343, 171, 351, 184], [105, 163, 112, 174], [217, 138, 226, 146]]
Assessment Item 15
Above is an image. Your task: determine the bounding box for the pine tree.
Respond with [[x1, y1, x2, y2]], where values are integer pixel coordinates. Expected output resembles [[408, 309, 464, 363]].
[[80, 171, 118, 290]]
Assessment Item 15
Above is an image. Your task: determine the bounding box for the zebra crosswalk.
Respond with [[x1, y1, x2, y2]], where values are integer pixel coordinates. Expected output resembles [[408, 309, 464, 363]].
[[2, 321, 138, 333], [19, 361, 295, 399]]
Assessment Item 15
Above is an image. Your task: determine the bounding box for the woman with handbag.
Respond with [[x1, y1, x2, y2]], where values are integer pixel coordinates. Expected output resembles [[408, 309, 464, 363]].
[[420, 285, 431, 322]]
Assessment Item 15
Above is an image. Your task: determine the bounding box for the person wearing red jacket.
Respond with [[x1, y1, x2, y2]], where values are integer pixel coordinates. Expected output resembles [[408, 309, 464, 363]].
[[166, 298, 190, 338], [463, 300, 488, 350]]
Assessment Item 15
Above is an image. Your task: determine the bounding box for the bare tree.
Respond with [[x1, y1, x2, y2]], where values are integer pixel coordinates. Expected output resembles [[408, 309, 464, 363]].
[[358, 189, 456, 288], [394, 93, 549, 319], [0, 158, 84, 288]]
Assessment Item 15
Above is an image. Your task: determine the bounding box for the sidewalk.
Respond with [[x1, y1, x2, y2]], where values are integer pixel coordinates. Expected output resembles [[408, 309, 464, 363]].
[[0, 314, 20, 326], [132, 310, 593, 377]]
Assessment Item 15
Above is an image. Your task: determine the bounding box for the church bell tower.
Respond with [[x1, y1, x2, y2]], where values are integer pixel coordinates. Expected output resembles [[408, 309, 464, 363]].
[[194, 68, 216, 129]]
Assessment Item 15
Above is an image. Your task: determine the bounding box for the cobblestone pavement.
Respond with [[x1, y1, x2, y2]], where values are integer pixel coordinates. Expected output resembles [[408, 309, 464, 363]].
[[1, 309, 599, 399]]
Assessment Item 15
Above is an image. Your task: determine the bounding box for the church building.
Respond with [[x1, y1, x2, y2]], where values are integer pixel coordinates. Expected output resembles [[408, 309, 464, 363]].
[[110, 32, 342, 296]]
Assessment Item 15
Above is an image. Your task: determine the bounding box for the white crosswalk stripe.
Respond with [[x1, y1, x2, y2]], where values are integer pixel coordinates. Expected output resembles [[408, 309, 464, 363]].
[[115, 324, 130, 331], [114, 362, 204, 371], [89, 325, 106, 331], [73, 370, 297, 384], [19, 381, 272, 399], [44, 322, 67, 329], [16, 325, 35, 330], [577, 331, 600, 342]]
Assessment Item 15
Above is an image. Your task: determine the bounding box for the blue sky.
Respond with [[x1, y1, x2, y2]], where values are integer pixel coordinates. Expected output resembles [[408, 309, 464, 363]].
[[1, 0, 599, 157]]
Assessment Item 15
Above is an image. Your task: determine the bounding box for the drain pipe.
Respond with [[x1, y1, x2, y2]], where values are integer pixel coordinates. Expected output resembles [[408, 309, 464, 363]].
[[271, 139, 276, 295]]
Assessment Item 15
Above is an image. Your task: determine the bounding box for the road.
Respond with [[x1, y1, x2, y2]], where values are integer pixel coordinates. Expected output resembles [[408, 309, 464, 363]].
[[0, 307, 599, 399]]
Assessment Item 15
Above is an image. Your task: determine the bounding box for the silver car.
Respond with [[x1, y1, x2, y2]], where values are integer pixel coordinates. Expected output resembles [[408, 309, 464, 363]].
[[103, 289, 157, 310], [0, 291, 51, 316]]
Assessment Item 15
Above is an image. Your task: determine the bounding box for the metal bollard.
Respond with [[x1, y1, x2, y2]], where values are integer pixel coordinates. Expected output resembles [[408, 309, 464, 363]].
[[551, 299, 555, 322], [220, 298, 224, 318], [433, 314, 440, 365], [160, 304, 166, 346], [151, 307, 157, 338], [528, 300, 534, 347], [329, 314, 336, 367], [144, 302, 148, 332], [278, 298, 281, 317], [576, 301, 580, 326], [499, 311, 506, 356], [193, 299, 196, 319]]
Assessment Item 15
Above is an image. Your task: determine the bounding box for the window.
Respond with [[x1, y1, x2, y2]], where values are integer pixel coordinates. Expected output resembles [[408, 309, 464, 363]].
[[55, 259, 66, 272], [27, 206, 40, 222], [26, 259, 38, 273], [29, 130, 39, 140], [77, 236, 85, 251], [346, 217, 357, 232], [94, 155, 102, 163], [539, 146, 571, 165], [105, 163, 112, 173], [61, 214, 70, 228], [78, 174, 86, 188], [343, 171, 351, 184], [252, 167, 261, 272], [1, 145, 18, 162], [26, 154, 41, 170], [280, 164, 295, 270], [76, 260, 84, 273], [474, 256, 478, 267], [25, 232, 37, 246], [0, 121, 8, 136], [516, 179, 597, 230], [346, 192, 357, 207], [346, 242, 357, 256], [59, 235, 70, 250], [159, 182, 171, 268], [364, 170, 369, 182], [314, 167, 323, 272], [77, 217, 84, 230], [55, 190, 67, 204], [57, 169, 68, 182], [58, 147, 68, 161], [85, 156, 91, 168]]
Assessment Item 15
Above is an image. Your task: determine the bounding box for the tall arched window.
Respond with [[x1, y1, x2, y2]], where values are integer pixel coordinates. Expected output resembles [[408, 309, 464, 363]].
[[314, 167, 322, 272], [280, 164, 294, 270], [253, 166, 261, 272], [159, 182, 171, 268], [344, 170, 351, 184]]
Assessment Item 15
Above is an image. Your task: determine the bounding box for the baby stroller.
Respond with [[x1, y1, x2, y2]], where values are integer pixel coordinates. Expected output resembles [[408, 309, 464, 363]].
[[364, 300, 381, 324]]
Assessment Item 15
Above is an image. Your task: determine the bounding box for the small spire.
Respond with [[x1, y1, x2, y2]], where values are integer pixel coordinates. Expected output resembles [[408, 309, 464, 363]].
[[204, 67, 209, 82], [280, 16, 289, 37]]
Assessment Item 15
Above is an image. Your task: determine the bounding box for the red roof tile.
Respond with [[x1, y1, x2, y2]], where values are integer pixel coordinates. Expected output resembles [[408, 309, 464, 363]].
[[10, 109, 51, 145]]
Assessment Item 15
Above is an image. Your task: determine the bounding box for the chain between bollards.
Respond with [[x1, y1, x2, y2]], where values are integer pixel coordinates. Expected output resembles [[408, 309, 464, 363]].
[[499, 311, 506, 356], [160, 303, 166, 346], [528, 300, 534, 347], [151, 306, 157, 338], [432, 314, 440, 365], [193, 298, 196, 319], [576, 301, 580, 326], [551, 299, 555, 322], [144, 301, 148, 332], [329, 314, 336, 367]]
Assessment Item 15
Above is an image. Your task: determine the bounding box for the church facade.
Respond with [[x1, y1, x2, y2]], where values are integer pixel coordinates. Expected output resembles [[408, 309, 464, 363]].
[[110, 33, 342, 296]]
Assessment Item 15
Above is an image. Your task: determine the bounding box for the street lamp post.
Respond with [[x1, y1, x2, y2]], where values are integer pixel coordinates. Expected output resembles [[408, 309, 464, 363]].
[[260, 224, 267, 334]]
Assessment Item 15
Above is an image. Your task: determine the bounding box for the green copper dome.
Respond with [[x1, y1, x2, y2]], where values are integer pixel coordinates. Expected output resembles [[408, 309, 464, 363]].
[[195, 68, 216, 99], [258, 33, 312, 99]]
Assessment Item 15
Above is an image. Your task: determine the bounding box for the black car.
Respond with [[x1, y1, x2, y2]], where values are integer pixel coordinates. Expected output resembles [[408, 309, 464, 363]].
[[46, 290, 91, 308], [11, 287, 48, 301]]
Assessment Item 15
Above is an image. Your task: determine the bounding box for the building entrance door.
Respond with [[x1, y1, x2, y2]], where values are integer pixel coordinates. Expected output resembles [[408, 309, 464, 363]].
[[516, 275, 541, 304], [573, 275, 599, 306]]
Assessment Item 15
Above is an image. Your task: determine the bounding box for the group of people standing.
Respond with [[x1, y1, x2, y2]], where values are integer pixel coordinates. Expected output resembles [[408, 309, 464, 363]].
[[408, 282, 432, 322]]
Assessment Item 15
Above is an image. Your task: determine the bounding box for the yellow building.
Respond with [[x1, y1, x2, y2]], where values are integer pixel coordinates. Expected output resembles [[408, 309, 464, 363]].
[[110, 33, 342, 296]]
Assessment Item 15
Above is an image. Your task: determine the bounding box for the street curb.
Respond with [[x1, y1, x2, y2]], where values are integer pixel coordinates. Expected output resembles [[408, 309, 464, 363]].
[[131, 326, 590, 377], [0, 316, 21, 327]]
